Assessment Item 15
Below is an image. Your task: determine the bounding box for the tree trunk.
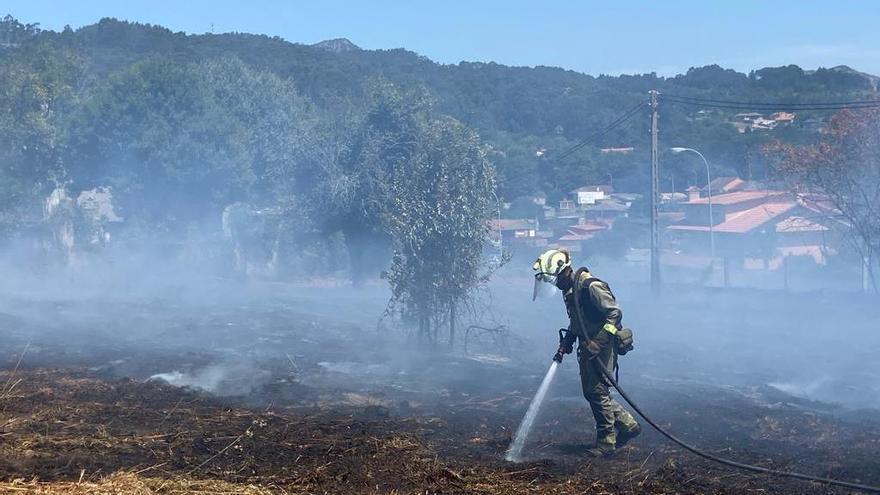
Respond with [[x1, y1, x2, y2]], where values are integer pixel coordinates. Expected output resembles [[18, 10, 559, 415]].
[[448, 301, 456, 348], [344, 228, 366, 288], [421, 312, 429, 343], [869, 249, 879, 295]]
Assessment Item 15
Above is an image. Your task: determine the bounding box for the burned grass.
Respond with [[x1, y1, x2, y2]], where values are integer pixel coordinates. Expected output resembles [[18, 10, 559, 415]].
[[0, 368, 878, 494]]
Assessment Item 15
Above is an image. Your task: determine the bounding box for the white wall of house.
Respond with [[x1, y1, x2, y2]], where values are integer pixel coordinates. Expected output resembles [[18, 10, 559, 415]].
[[576, 190, 605, 205]]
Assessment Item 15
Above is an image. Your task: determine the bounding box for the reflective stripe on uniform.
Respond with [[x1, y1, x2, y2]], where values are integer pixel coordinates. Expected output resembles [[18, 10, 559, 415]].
[[603, 323, 618, 335]]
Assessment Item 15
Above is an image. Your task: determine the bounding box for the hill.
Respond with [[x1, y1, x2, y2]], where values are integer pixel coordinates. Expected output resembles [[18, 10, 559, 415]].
[[2, 16, 878, 211]]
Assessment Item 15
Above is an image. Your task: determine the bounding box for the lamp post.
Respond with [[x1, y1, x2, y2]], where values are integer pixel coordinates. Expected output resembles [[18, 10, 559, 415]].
[[671, 147, 715, 259]]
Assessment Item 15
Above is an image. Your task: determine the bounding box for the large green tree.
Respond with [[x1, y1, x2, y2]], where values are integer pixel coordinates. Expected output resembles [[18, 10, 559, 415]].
[[0, 42, 82, 234], [383, 115, 496, 344], [65, 57, 316, 232], [304, 81, 432, 284]]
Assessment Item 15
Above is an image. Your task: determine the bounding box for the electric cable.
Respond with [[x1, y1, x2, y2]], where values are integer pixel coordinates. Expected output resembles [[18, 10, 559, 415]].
[[553, 101, 647, 162], [661, 94, 880, 111], [498, 101, 646, 187], [662, 98, 880, 111], [662, 93, 880, 108], [568, 268, 880, 494]]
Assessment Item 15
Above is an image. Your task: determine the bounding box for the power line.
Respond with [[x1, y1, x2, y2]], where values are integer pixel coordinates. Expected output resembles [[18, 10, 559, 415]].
[[661, 94, 880, 111], [497, 101, 646, 187], [663, 98, 880, 112], [663, 93, 880, 107], [554, 101, 647, 161]]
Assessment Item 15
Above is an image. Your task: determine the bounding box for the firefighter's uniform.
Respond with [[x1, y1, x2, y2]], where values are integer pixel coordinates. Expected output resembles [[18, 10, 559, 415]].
[[563, 269, 640, 449]]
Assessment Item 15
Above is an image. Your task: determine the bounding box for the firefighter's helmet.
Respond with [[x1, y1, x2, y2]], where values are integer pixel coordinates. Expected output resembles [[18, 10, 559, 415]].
[[531, 249, 571, 300]]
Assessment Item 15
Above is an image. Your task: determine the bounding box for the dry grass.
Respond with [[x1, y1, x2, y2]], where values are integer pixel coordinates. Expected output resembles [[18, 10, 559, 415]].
[[0, 369, 876, 494], [0, 472, 286, 494]]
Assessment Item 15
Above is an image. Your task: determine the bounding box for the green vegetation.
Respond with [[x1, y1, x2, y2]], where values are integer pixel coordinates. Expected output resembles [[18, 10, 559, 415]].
[[2, 16, 878, 294], [4, 17, 878, 210]]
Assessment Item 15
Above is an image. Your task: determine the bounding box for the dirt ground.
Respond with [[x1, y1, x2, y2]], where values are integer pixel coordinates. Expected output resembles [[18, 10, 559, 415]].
[[0, 285, 879, 494]]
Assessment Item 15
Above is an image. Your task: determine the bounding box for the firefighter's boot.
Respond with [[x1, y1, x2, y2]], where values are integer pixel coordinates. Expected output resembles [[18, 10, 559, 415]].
[[615, 422, 642, 448], [585, 436, 616, 457]]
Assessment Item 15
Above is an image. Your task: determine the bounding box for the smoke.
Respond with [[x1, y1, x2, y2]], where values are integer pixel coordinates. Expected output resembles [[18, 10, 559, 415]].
[[149, 369, 226, 393], [148, 362, 273, 396], [0, 216, 877, 435]]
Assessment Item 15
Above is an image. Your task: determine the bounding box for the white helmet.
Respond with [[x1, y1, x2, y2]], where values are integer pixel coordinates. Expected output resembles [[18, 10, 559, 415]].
[[532, 249, 571, 300]]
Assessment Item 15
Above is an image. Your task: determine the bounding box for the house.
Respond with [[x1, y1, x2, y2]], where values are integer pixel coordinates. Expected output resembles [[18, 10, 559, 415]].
[[733, 112, 762, 132], [660, 192, 688, 204], [555, 222, 608, 253], [540, 187, 639, 251], [558, 198, 577, 213], [732, 112, 796, 133], [583, 197, 631, 220], [570, 185, 613, 205], [489, 218, 546, 249], [600, 147, 634, 154], [734, 112, 762, 123], [770, 111, 796, 124], [751, 117, 778, 130], [666, 187, 843, 267], [611, 192, 640, 205], [700, 177, 746, 197]]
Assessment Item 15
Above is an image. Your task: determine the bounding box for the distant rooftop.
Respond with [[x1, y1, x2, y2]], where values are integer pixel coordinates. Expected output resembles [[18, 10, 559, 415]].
[[700, 177, 745, 195], [489, 219, 535, 231], [687, 190, 786, 206], [600, 147, 634, 154], [670, 201, 797, 234], [570, 185, 613, 194]]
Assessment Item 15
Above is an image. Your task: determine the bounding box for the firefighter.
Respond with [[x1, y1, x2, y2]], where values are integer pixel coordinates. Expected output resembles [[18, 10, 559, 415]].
[[533, 248, 641, 456]]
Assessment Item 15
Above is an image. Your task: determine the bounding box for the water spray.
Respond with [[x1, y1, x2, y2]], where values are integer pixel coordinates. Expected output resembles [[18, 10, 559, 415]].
[[504, 360, 559, 462]]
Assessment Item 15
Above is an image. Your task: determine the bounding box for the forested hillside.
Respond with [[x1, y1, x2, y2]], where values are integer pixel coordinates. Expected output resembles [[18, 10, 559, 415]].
[[2, 15, 877, 250]]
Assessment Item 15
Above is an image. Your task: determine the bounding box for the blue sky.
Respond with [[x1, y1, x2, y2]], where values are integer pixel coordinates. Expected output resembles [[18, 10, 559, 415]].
[[5, 0, 880, 76]]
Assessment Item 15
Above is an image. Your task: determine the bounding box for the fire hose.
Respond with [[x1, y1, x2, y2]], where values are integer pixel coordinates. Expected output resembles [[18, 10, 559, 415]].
[[567, 271, 880, 493], [592, 360, 880, 493]]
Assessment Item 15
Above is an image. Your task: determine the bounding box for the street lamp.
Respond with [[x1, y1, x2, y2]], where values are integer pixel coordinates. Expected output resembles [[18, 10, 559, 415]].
[[671, 147, 715, 260]]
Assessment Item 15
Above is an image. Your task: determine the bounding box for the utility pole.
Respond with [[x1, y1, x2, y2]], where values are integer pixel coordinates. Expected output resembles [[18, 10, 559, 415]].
[[649, 90, 661, 292]]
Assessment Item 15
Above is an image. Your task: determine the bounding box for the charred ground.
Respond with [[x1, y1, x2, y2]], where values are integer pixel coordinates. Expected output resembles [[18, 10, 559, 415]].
[[0, 279, 878, 494]]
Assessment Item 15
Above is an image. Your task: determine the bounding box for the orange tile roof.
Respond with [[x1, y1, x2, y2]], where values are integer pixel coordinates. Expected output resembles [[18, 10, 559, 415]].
[[775, 216, 829, 233], [559, 233, 594, 241], [669, 202, 798, 234], [568, 223, 606, 233], [686, 190, 786, 205]]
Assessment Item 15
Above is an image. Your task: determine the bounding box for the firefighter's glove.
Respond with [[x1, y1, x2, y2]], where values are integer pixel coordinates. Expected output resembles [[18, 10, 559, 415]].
[[553, 344, 573, 363]]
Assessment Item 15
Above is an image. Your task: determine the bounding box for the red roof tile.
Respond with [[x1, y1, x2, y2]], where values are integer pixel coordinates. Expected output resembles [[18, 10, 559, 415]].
[[686, 190, 787, 205], [669, 202, 798, 234], [775, 216, 829, 233], [568, 223, 606, 233]]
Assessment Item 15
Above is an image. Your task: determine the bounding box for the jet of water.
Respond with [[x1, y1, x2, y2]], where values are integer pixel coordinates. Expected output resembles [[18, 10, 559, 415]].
[[505, 360, 559, 462]]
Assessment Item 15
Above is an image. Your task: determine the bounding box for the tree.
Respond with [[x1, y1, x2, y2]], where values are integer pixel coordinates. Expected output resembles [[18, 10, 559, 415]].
[[766, 108, 880, 292], [65, 57, 316, 232], [304, 80, 432, 284], [383, 116, 497, 345], [0, 43, 82, 234]]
